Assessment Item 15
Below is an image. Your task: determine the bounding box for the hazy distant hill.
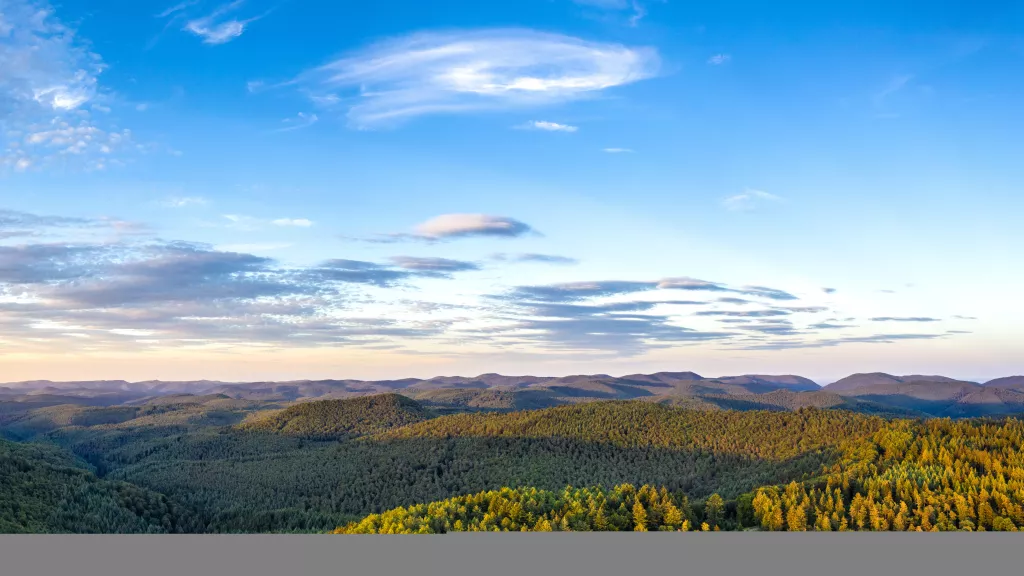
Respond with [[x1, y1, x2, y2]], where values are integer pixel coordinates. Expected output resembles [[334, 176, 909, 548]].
[[984, 376, 1024, 392], [714, 375, 821, 392], [820, 374, 1024, 417], [823, 373, 968, 392], [4, 370, 1024, 418], [673, 389, 927, 417]]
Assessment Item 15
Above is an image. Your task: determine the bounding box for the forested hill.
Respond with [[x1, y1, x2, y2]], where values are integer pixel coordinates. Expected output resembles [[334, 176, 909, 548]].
[[3, 393, 1024, 533], [236, 394, 431, 440], [0, 438, 198, 533], [340, 412, 1024, 532], [374, 401, 885, 457]]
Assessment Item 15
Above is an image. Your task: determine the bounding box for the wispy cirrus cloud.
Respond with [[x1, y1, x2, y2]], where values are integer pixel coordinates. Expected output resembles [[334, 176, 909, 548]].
[[271, 218, 313, 227], [0, 209, 145, 240], [221, 214, 314, 230], [181, 1, 263, 45], [602, 147, 634, 153], [658, 278, 798, 301], [870, 316, 942, 322], [873, 74, 914, 107], [272, 112, 318, 133], [717, 297, 751, 305], [389, 256, 481, 273], [161, 196, 208, 208], [722, 189, 783, 211], [707, 54, 732, 65], [572, 0, 649, 28], [288, 29, 659, 128], [696, 309, 792, 318], [492, 253, 579, 266], [738, 333, 944, 351], [156, 0, 200, 18], [487, 296, 732, 355], [501, 276, 799, 304], [476, 273, 819, 354], [517, 120, 578, 132], [1, 209, 94, 231]]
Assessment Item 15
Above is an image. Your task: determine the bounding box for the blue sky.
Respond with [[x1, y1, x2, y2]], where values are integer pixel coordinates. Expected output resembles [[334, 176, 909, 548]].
[[1, 0, 1022, 383]]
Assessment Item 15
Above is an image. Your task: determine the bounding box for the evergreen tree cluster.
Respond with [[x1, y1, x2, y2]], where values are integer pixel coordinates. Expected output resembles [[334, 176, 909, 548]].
[[236, 394, 431, 440], [746, 418, 1024, 531], [335, 484, 709, 533], [0, 438, 199, 533]]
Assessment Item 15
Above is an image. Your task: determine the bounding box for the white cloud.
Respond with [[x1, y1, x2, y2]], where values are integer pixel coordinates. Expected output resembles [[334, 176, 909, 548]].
[[222, 214, 261, 230], [572, 0, 629, 6], [220, 214, 312, 229], [309, 93, 341, 106], [272, 218, 313, 227], [519, 120, 578, 132], [723, 189, 783, 211], [355, 214, 537, 243], [272, 112, 319, 133], [25, 124, 102, 146], [162, 196, 208, 207], [707, 54, 732, 65], [628, 2, 647, 27], [873, 74, 913, 106], [182, 1, 261, 45], [8, 118, 135, 170], [291, 29, 659, 128], [413, 214, 533, 240], [157, 0, 199, 18], [0, 1, 141, 172], [572, 0, 647, 27], [602, 147, 634, 153], [110, 329, 156, 337], [0, 1, 103, 114]]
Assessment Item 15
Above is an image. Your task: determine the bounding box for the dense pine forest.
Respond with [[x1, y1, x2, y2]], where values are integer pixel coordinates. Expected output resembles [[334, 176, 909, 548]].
[[2, 391, 1024, 532]]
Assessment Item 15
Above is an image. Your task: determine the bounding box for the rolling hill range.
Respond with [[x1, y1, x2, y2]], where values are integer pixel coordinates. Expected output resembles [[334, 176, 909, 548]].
[[2, 370, 1022, 418], [3, 388, 1024, 532], [822, 373, 1024, 417], [0, 371, 821, 401]]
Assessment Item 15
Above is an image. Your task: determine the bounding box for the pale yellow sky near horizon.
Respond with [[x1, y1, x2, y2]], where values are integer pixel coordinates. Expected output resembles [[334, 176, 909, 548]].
[[1, 334, 1017, 385]]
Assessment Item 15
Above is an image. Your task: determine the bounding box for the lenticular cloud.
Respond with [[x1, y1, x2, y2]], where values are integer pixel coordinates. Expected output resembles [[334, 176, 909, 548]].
[[296, 29, 660, 127]]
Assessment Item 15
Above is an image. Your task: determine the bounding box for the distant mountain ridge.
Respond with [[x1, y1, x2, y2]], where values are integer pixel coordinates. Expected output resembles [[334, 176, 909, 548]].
[[3, 370, 1022, 418], [823, 373, 976, 392], [984, 376, 1024, 392], [819, 372, 1024, 417], [1, 372, 820, 403]]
